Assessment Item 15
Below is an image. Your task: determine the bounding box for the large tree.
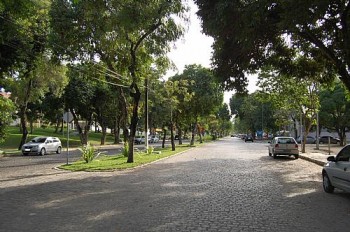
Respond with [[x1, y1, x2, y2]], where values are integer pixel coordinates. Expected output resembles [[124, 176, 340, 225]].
[[0, 96, 15, 143], [195, 0, 350, 92], [50, 0, 188, 163], [319, 82, 350, 146], [172, 64, 223, 145]]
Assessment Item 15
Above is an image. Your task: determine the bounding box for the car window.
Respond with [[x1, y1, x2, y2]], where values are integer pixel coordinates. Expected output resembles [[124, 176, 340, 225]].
[[337, 146, 350, 162], [34, 138, 47, 143], [277, 138, 295, 144]]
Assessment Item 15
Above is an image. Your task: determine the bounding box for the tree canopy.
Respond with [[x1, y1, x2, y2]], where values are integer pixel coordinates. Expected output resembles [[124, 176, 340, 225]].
[[195, 0, 350, 93]]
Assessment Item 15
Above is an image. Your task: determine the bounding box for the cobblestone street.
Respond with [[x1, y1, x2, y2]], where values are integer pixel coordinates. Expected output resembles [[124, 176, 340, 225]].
[[1, 138, 350, 231]]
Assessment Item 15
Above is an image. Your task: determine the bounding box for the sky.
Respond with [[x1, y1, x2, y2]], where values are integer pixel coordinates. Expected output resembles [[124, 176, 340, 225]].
[[166, 0, 258, 104]]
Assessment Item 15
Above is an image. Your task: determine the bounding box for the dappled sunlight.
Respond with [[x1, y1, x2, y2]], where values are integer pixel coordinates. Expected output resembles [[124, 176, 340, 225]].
[[35, 189, 118, 209], [284, 189, 317, 198], [87, 210, 121, 221]]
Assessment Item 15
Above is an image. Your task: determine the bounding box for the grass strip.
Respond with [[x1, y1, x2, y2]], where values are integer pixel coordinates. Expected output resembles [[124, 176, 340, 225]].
[[59, 145, 193, 172]]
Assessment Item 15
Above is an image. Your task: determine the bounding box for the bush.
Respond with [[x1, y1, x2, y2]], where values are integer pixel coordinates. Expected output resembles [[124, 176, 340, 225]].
[[79, 143, 98, 163], [147, 146, 154, 155]]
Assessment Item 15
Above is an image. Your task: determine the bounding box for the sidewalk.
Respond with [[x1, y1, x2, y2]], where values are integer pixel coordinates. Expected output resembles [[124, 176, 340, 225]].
[[300, 144, 342, 166]]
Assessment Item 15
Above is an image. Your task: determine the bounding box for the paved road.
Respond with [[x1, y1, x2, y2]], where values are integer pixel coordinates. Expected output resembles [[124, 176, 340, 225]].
[[1, 138, 350, 231]]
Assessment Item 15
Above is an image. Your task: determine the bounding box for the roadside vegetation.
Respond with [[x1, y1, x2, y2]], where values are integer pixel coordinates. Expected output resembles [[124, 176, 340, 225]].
[[60, 145, 193, 172], [0, 126, 114, 154]]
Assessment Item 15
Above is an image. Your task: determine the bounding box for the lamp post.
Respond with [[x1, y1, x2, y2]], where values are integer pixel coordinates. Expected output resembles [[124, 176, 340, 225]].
[[144, 76, 149, 151]]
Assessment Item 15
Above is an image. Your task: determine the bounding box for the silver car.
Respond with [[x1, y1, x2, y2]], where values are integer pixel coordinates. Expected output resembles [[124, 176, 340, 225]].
[[268, 137, 299, 159], [322, 145, 350, 193], [22, 136, 62, 156]]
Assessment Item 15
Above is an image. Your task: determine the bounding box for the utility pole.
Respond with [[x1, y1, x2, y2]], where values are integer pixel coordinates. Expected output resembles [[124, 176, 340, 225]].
[[145, 76, 149, 151]]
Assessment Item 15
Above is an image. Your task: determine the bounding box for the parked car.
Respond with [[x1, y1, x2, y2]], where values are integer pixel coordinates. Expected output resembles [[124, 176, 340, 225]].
[[319, 136, 340, 144], [150, 135, 159, 143], [134, 136, 143, 144], [296, 135, 316, 144], [245, 135, 254, 142], [322, 145, 350, 193], [268, 137, 299, 159], [21, 136, 62, 156]]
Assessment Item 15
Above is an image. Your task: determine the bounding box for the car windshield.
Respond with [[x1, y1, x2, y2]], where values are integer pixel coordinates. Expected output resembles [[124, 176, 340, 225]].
[[278, 138, 295, 144], [31, 137, 47, 143]]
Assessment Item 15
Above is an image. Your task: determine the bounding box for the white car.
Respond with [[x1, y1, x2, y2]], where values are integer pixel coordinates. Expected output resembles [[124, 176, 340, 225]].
[[150, 135, 159, 143], [268, 137, 299, 159], [21, 136, 62, 156], [322, 145, 350, 193]]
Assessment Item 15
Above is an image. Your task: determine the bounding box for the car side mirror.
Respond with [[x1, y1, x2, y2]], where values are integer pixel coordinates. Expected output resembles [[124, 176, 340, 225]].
[[327, 156, 336, 162]]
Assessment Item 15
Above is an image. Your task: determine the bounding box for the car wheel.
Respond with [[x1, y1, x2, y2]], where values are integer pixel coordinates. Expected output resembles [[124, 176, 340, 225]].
[[273, 153, 277, 159], [323, 172, 335, 193], [22, 153, 28, 156], [39, 148, 46, 156], [268, 151, 272, 156], [56, 146, 62, 154], [294, 154, 299, 159]]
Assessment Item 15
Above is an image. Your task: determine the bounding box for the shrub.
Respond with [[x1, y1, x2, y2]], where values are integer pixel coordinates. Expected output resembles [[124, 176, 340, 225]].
[[147, 146, 154, 155], [79, 143, 97, 163]]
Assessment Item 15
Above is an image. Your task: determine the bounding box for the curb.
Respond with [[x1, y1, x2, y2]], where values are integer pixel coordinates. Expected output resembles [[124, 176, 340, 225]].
[[299, 154, 326, 166]]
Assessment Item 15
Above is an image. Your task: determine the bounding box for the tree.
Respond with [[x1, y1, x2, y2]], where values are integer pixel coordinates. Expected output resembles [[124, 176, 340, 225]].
[[0, 0, 48, 75], [214, 103, 232, 138], [173, 64, 223, 145], [319, 82, 350, 146], [64, 64, 99, 145], [0, 0, 67, 149], [0, 96, 15, 143], [195, 0, 350, 93], [50, 0, 188, 163], [257, 66, 320, 152]]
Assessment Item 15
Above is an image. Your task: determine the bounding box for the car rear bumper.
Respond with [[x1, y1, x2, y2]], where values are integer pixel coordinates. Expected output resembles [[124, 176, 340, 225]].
[[274, 149, 299, 155]]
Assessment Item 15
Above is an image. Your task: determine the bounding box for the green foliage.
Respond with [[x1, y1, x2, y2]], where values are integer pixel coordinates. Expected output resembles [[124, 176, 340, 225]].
[[319, 82, 350, 144], [146, 146, 154, 155], [0, 97, 15, 143], [195, 0, 346, 92], [79, 143, 101, 163], [60, 145, 192, 172]]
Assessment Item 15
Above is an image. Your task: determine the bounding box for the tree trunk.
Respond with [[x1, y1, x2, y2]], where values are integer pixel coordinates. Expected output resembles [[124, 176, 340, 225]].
[[190, 122, 196, 146], [60, 119, 64, 133], [198, 124, 203, 143], [178, 127, 183, 145], [18, 107, 29, 150], [338, 128, 347, 146], [71, 110, 92, 145], [114, 115, 121, 144], [127, 82, 141, 163], [170, 121, 175, 151], [162, 128, 167, 148], [54, 118, 59, 133], [100, 125, 107, 145]]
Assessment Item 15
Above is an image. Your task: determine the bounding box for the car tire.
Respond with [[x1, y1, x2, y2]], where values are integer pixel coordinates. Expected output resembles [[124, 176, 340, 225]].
[[39, 148, 46, 156], [294, 154, 299, 159], [56, 146, 62, 154], [323, 172, 335, 193], [22, 153, 28, 156], [268, 151, 272, 156], [273, 153, 277, 159]]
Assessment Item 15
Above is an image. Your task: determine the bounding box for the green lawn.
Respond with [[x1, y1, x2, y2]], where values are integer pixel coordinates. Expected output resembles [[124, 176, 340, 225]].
[[60, 145, 193, 172], [0, 126, 115, 154]]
